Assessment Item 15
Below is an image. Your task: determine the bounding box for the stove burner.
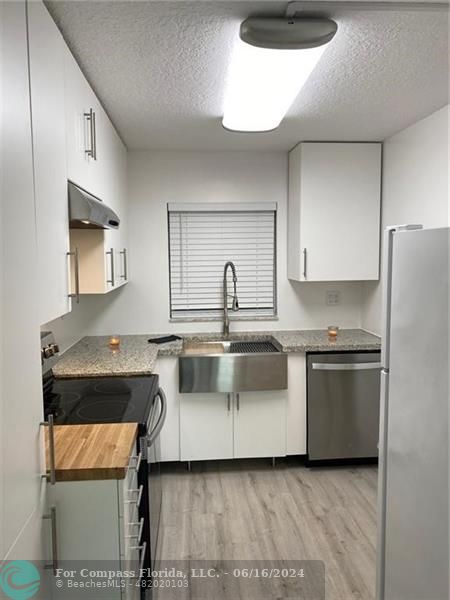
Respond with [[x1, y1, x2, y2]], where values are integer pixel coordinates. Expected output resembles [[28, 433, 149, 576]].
[[93, 380, 143, 395], [57, 392, 82, 405], [76, 399, 135, 422]]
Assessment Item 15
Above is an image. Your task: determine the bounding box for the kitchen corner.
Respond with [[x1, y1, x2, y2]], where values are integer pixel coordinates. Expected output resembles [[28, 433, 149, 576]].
[[4, 1, 448, 597]]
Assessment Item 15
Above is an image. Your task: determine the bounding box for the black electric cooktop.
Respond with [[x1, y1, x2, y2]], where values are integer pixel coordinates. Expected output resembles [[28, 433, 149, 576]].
[[43, 375, 159, 426]]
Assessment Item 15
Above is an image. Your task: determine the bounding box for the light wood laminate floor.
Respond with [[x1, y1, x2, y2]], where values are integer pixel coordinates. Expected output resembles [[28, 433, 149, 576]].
[[156, 460, 377, 600]]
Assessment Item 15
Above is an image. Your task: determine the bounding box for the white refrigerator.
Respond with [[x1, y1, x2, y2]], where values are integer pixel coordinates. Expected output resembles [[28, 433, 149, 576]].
[[377, 225, 449, 600]]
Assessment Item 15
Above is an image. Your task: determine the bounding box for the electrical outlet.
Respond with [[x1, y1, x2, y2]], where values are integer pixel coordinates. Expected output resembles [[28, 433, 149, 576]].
[[326, 290, 341, 306]]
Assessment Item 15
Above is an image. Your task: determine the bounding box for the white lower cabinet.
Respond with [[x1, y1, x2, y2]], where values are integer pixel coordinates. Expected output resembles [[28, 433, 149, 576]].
[[233, 391, 287, 459], [180, 391, 286, 461], [286, 354, 307, 456], [161, 354, 307, 463], [180, 393, 233, 461], [50, 467, 142, 600], [156, 357, 180, 462]]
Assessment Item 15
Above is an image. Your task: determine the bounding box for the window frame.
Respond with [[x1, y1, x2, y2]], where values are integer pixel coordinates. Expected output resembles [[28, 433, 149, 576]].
[[167, 203, 278, 322]]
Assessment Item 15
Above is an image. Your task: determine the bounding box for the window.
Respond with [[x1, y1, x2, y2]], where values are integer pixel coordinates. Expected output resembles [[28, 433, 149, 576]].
[[168, 203, 277, 320]]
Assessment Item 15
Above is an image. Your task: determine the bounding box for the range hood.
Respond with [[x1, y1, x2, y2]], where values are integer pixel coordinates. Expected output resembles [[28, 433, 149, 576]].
[[68, 182, 120, 229]]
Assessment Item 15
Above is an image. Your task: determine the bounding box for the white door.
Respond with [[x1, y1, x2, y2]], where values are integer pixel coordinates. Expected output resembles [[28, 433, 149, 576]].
[[157, 358, 180, 462], [28, 0, 71, 325], [63, 46, 95, 193], [1, 0, 46, 564], [289, 142, 381, 282], [180, 393, 233, 461], [233, 391, 287, 458]]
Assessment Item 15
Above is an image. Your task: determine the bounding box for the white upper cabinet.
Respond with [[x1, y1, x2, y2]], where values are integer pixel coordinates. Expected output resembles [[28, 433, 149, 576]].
[[63, 34, 129, 295], [28, 1, 71, 324], [64, 47, 102, 197], [63, 44, 127, 206], [288, 142, 381, 282]]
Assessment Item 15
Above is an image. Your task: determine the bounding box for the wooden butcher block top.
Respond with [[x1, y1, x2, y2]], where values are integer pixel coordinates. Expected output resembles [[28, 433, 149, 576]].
[[46, 423, 138, 482]]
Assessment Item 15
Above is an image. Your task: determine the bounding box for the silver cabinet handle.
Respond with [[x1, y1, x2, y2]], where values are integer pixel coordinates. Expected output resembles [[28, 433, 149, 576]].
[[120, 248, 127, 280], [43, 506, 58, 574], [128, 452, 142, 473], [236, 392, 240, 412], [312, 362, 382, 371], [126, 484, 144, 508], [41, 415, 56, 485], [227, 393, 231, 412], [67, 248, 80, 303], [106, 248, 115, 286], [129, 541, 147, 573], [126, 517, 144, 543], [302, 248, 307, 280], [91, 109, 97, 160], [84, 108, 96, 160]]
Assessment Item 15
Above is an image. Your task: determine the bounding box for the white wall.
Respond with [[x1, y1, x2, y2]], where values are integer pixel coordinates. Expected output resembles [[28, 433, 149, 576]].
[[44, 150, 365, 349], [362, 104, 449, 335]]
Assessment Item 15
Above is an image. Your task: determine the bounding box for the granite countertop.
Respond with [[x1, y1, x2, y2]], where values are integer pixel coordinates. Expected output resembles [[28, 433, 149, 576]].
[[53, 329, 381, 379]]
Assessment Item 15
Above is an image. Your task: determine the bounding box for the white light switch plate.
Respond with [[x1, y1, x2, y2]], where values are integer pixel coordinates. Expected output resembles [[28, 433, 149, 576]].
[[326, 290, 341, 305]]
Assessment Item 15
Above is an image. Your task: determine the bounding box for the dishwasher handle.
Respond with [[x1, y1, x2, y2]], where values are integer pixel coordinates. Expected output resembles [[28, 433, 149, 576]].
[[312, 362, 382, 371]]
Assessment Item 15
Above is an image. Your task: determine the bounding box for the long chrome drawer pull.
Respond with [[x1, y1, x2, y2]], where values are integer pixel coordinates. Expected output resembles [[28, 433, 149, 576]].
[[128, 541, 147, 575], [41, 415, 56, 485], [126, 517, 144, 543], [43, 506, 58, 574], [128, 452, 142, 472], [120, 248, 127, 280], [67, 249, 80, 304], [126, 484, 143, 508], [106, 248, 115, 286], [312, 362, 382, 371]]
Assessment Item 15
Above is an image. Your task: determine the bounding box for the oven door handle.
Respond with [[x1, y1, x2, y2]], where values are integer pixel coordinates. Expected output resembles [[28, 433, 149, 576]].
[[147, 387, 167, 448]]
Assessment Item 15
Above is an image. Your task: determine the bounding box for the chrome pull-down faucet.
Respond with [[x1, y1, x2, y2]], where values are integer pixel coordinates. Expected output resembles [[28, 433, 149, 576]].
[[223, 261, 239, 337]]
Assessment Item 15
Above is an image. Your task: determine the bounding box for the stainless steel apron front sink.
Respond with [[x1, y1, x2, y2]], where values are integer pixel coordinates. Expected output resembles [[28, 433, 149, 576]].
[[178, 339, 288, 393]]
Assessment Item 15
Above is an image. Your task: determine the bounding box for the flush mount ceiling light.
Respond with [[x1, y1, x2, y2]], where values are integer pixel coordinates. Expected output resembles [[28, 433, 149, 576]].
[[222, 17, 337, 133]]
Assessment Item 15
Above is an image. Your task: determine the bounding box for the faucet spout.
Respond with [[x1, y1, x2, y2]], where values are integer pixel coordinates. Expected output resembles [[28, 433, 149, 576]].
[[223, 261, 239, 337]]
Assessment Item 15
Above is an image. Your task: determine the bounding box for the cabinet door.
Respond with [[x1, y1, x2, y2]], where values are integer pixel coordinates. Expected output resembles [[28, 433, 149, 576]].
[[180, 393, 233, 461], [289, 142, 381, 282], [1, 0, 44, 560], [156, 358, 180, 462], [28, 1, 71, 325], [63, 46, 95, 193], [233, 391, 287, 459], [286, 354, 307, 455]]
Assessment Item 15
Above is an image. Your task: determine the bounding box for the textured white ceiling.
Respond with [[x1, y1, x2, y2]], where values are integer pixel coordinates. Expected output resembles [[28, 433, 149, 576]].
[[46, 1, 449, 151]]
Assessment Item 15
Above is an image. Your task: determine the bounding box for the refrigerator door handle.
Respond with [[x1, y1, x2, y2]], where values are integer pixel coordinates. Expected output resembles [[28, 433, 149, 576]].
[[381, 225, 422, 369], [376, 368, 390, 600]]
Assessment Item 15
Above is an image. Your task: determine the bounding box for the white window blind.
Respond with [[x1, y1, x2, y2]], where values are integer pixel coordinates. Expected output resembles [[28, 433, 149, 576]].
[[168, 206, 276, 319]]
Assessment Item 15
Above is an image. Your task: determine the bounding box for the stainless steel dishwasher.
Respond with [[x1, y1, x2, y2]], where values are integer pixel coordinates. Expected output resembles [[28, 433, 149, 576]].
[[306, 352, 381, 464]]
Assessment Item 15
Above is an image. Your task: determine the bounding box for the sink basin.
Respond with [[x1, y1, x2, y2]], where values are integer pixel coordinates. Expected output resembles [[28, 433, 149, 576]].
[[182, 338, 280, 355], [179, 338, 287, 393]]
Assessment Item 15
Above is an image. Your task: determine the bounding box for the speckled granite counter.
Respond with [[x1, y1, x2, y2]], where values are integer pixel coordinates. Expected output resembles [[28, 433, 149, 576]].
[[53, 329, 380, 379], [53, 335, 158, 378]]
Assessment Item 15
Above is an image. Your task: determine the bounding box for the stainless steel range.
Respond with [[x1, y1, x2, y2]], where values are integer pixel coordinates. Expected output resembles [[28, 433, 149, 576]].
[[41, 332, 166, 597]]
